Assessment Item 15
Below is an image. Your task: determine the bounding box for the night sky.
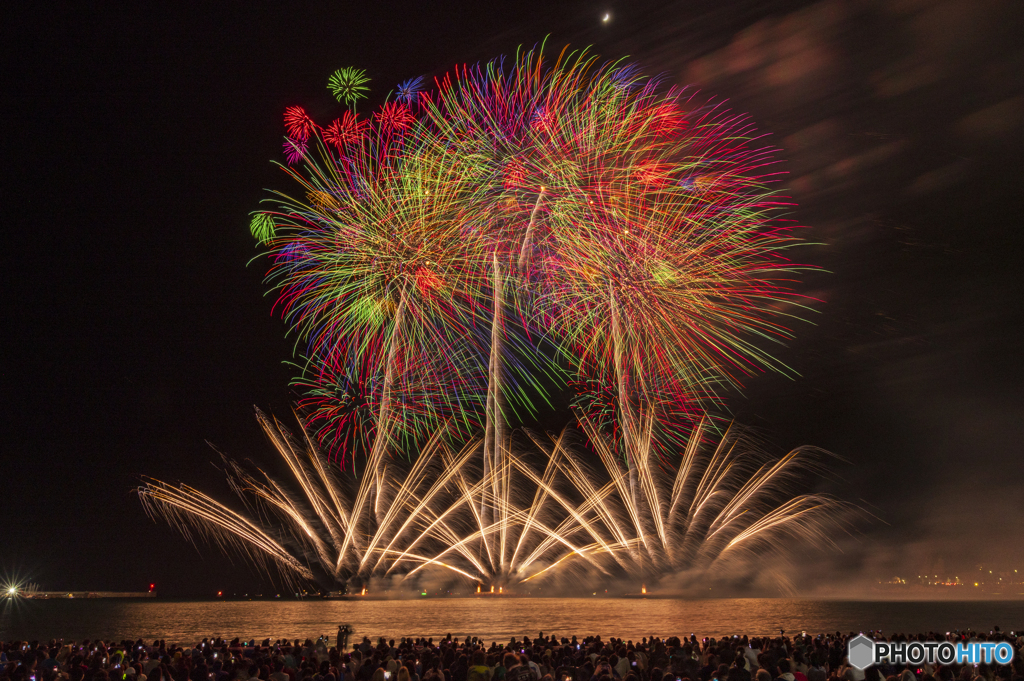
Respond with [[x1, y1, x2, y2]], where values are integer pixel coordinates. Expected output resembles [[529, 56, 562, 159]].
[[2, 0, 1022, 597]]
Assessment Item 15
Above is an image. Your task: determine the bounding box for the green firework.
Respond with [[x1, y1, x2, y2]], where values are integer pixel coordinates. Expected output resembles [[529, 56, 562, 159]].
[[327, 67, 370, 110]]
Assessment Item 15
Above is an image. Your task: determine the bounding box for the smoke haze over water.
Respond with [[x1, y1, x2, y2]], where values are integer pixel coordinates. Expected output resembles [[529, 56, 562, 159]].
[[600, 0, 1024, 591]]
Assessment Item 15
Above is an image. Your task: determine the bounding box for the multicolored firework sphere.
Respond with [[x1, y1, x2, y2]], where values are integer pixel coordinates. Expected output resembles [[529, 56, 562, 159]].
[[259, 132, 496, 473], [257, 47, 812, 471], [421, 49, 812, 462], [138, 46, 851, 592]]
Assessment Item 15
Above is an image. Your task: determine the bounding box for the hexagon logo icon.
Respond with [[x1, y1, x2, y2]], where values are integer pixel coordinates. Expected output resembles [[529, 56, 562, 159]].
[[848, 634, 875, 670]]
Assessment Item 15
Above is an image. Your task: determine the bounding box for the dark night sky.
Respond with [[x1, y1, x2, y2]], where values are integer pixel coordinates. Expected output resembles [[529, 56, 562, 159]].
[[2, 0, 1022, 596]]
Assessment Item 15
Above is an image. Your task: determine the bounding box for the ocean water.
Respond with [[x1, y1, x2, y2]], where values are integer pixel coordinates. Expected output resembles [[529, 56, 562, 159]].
[[3, 598, 1024, 643]]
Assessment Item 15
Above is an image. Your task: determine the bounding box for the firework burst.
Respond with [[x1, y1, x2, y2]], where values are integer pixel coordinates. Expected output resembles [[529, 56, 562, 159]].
[[262, 137, 495, 467], [327, 67, 371, 110], [249, 212, 276, 245], [141, 47, 856, 593], [395, 76, 425, 105], [323, 112, 369, 150], [417, 47, 809, 407], [260, 81, 557, 470]]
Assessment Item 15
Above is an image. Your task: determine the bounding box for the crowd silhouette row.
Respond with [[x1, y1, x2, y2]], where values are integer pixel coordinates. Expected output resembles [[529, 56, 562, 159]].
[[3, 629, 1021, 681]]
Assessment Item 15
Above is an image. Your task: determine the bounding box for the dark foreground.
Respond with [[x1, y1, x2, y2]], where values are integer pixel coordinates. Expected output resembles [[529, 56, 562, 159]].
[[3, 630, 1022, 681]]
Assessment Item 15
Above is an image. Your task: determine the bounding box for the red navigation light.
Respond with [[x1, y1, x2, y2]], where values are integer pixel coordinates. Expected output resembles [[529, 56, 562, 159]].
[[217, 591, 223, 597], [149, 584, 155, 591]]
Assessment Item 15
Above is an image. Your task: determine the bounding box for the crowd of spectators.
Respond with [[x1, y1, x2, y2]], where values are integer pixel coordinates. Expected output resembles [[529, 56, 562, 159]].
[[2, 629, 1021, 681]]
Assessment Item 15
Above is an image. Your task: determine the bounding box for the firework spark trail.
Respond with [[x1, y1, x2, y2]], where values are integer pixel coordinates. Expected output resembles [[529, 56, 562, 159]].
[[359, 429, 466, 572], [141, 412, 481, 587], [364, 284, 409, 525], [525, 430, 636, 566], [584, 414, 860, 583], [481, 253, 505, 552], [140, 407, 857, 591], [609, 285, 645, 543], [138, 481, 315, 582], [444, 415, 854, 587], [517, 189, 545, 272], [506, 450, 630, 576]]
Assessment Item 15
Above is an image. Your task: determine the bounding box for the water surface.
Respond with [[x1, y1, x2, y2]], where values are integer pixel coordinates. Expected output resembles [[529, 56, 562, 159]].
[[3, 598, 1023, 643]]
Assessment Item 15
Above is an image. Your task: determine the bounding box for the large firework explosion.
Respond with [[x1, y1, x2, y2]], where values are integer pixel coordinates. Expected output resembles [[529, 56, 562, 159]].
[[140, 47, 851, 592], [261, 47, 813, 467]]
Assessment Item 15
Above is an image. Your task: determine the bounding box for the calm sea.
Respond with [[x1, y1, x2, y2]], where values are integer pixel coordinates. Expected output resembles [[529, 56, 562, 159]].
[[3, 599, 1024, 643]]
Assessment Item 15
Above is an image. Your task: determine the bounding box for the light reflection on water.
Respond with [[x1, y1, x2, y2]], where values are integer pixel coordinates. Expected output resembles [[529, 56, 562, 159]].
[[3, 599, 1023, 643]]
